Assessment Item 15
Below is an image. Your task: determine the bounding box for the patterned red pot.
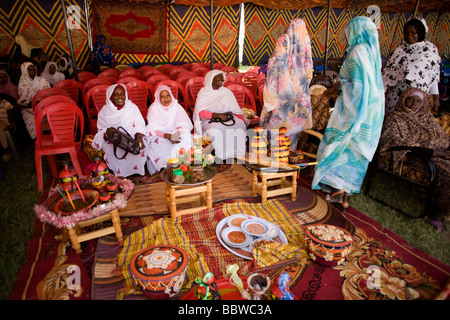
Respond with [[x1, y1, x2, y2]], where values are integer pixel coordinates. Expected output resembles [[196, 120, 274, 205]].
[[305, 224, 353, 267], [129, 245, 188, 300]]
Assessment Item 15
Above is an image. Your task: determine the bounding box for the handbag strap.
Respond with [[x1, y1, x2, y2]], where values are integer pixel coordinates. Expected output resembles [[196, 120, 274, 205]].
[[113, 126, 132, 160]]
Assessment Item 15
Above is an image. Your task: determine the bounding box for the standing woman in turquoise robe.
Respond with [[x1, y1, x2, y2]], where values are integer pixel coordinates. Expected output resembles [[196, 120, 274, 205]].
[[312, 16, 385, 208]]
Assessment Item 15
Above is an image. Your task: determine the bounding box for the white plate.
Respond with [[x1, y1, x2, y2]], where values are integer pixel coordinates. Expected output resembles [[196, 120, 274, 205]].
[[221, 226, 253, 247], [226, 214, 252, 228], [216, 216, 288, 260], [241, 220, 268, 237]]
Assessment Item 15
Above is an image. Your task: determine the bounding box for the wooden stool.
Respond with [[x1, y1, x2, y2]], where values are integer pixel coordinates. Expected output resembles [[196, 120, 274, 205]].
[[67, 209, 123, 254], [165, 181, 213, 218], [252, 169, 298, 204]]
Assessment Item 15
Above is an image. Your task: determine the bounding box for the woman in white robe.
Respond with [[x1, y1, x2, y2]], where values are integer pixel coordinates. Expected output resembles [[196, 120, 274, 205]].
[[92, 84, 147, 177], [146, 85, 193, 174], [192, 70, 248, 161], [17, 62, 50, 139], [40, 61, 65, 86]]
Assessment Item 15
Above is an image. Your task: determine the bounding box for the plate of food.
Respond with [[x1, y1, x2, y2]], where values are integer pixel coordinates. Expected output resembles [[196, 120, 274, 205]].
[[221, 227, 253, 248], [241, 220, 268, 237], [227, 214, 251, 228], [216, 215, 287, 260]]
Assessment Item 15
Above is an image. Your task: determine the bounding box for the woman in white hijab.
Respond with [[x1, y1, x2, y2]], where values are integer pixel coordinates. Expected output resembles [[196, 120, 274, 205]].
[[146, 85, 193, 174], [17, 62, 50, 139], [92, 84, 147, 177], [192, 70, 248, 161], [40, 61, 65, 86]]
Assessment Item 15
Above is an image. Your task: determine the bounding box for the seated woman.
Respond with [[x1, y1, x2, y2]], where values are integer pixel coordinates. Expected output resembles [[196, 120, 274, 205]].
[[378, 88, 450, 231], [0, 70, 19, 161], [146, 85, 193, 174], [192, 70, 248, 162], [91, 84, 147, 177], [382, 18, 441, 114], [40, 61, 65, 86], [17, 62, 50, 139]]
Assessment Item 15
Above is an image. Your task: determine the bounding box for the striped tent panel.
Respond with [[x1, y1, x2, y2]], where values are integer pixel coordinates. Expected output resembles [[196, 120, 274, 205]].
[[0, 0, 90, 69], [243, 3, 450, 65], [111, 4, 240, 67]]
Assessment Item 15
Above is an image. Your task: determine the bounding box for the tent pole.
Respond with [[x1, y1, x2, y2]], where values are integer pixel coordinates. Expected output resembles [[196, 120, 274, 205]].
[[210, 0, 214, 69], [84, 0, 93, 52], [60, 0, 79, 81], [413, 0, 420, 18], [323, 0, 332, 76]]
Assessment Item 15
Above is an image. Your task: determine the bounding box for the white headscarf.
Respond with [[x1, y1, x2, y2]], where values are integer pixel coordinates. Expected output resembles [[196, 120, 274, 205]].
[[192, 69, 246, 134], [17, 62, 50, 105], [146, 85, 193, 136], [40, 62, 66, 86], [96, 84, 147, 137], [15, 35, 39, 58]]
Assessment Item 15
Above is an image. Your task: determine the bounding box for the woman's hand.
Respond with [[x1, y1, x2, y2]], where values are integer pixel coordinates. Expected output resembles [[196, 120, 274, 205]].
[[164, 133, 180, 144], [135, 133, 145, 150], [212, 112, 231, 122]]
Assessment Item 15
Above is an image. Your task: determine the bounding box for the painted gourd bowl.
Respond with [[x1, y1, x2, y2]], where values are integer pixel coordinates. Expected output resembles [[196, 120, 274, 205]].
[[305, 224, 353, 267], [129, 245, 188, 300]]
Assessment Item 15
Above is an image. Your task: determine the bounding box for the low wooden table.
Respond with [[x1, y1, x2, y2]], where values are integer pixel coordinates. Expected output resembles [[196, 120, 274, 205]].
[[67, 208, 123, 254], [161, 166, 216, 219], [246, 163, 298, 204]]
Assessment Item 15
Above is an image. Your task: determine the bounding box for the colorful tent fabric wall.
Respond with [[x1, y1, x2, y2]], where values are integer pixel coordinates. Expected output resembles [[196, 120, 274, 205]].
[[0, 0, 90, 69], [0, 1, 449, 71], [243, 3, 450, 66], [114, 4, 240, 66]]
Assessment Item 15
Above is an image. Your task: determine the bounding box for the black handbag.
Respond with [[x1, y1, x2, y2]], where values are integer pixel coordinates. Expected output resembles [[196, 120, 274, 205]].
[[208, 111, 235, 126], [105, 126, 140, 159]]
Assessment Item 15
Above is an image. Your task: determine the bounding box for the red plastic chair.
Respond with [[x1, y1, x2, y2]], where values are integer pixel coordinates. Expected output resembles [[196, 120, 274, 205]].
[[35, 95, 77, 117], [156, 79, 189, 113], [147, 74, 171, 89], [116, 76, 141, 85], [185, 76, 205, 114], [119, 68, 143, 80], [157, 64, 174, 75], [139, 65, 157, 75], [169, 67, 187, 81], [143, 68, 163, 81], [221, 66, 239, 74], [213, 62, 226, 70], [226, 83, 259, 126], [77, 71, 97, 84], [32, 88, 71, 112], [84, 84, 110, 134], [181, 63, 193, 70], [34, 102, 84, 192], [224, 74, 242, 87], [82, 77, 113, 98], [126, 80, 152, 119], [98, 68, 120, 78], [53, 79, 83, 107], [193, 67, 210, 77], [191, 62, 209, 72], [240, 71, 259, 101], [176, 71, 196, 88]]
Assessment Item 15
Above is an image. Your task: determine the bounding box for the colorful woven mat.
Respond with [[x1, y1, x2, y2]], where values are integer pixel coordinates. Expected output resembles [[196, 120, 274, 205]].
[[116, 200, 309, 299]]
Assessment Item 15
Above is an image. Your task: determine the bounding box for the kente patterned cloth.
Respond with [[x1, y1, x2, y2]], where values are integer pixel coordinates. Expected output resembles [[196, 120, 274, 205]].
[[312, 17, 385, 195], [92, 0, 166, 54], [117, 200, 308, 298]]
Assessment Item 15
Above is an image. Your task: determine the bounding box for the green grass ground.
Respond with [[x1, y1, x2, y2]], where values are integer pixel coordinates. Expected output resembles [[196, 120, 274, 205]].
[[0, 147, 448, 300]]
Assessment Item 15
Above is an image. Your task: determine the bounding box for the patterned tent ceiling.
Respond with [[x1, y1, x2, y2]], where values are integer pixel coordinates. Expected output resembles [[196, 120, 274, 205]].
[[129, 0, 450, 12]]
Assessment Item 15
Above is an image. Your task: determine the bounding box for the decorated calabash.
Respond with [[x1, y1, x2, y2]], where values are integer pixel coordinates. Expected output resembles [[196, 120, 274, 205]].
[[305, 224, 353, 267], [129, 245, 188, 300]]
